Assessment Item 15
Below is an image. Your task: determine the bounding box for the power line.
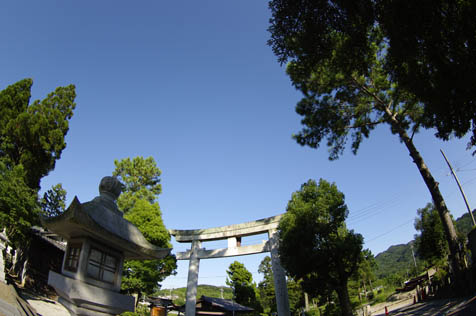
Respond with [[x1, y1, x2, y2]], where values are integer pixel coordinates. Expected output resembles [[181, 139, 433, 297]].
[[347, 196, 404, 225], [365, 219, 414, 243], [456, 168, 476, 172]]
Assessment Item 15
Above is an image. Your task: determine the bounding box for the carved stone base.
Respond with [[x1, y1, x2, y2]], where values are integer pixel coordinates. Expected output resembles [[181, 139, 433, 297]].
[[0, 231, 7, 284], [48, 271, 134, 316]]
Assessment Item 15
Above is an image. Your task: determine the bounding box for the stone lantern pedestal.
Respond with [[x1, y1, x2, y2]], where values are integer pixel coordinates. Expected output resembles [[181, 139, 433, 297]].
[[0, 231, 7, 284], [41, 177, 171, 316]]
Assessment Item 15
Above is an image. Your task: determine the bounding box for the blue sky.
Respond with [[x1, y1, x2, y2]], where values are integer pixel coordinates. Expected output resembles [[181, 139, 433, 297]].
[[2, 1, 476, 289]]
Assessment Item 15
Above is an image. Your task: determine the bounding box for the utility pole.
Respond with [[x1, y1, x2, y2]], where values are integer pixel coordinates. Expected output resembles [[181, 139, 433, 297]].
[[410, 243, 417, 270], [440, 149, 476, 226]]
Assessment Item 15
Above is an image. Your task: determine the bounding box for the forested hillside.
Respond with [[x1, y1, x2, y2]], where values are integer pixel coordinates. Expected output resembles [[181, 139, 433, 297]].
[[157, 285, 233, 306], [374, 243, 414, 278], [375, 210, 475, 279], [455, 210, 476, 235]]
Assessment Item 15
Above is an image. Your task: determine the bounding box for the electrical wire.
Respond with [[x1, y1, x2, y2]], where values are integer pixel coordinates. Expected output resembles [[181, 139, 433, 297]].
[[365, 219, 414, 243]]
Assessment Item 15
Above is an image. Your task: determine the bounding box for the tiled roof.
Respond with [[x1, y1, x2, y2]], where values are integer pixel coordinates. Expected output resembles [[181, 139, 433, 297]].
[[30, 226, 66, 251], [199, 295, 254, 312]]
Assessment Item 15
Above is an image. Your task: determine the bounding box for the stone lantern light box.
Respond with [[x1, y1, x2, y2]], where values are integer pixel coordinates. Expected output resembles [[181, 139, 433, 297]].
[[41, 177, 171, 316]]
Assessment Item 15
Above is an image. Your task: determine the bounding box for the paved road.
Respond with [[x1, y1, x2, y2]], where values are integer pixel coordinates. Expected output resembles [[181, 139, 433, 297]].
[[373, 296, 476, 316]]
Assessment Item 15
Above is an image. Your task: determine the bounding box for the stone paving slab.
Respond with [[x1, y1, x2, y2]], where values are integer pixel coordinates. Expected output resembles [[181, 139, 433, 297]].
[[22, 293, 70, 316], [0, 282, 36, 316]]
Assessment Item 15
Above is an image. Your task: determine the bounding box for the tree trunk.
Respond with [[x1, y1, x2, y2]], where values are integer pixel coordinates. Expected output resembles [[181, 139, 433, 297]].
[[384, 108, 463, 274], [336, 282, 353, 316], [11, 247, 28, 277]]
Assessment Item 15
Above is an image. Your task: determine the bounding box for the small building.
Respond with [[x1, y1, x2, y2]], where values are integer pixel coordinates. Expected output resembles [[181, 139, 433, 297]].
[[41, 176, 171, 316], [173, 296, 254, 316], [147, 296, 175, 316], [20, 226, 66, 291]]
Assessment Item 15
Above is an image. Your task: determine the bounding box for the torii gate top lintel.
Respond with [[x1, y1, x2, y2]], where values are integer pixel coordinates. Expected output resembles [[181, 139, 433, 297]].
[[169, 214, 283, 243]]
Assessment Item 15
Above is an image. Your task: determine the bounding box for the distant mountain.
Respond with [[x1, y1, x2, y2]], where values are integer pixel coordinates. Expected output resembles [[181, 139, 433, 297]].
[[374, 210, 476, 279]]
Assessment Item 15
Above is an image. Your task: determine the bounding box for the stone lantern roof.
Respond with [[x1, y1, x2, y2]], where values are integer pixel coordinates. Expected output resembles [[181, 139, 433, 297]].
[[40, 176, 171, 260]]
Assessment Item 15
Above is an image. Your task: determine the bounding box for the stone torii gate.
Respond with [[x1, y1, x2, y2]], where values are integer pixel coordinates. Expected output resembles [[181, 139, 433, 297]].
[[169, 214, 290, 316]]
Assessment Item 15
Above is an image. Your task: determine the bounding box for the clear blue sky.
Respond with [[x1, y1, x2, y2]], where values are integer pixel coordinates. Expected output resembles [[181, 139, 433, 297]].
[[2, 1, 476, 289]]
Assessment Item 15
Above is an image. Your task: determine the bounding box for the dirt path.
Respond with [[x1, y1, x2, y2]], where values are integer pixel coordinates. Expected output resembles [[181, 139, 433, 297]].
[[371, 297, 415, 315]]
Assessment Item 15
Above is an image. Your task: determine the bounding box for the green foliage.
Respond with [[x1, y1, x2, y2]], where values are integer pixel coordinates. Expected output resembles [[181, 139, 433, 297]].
[[269, 0, 476, 149], [124, 199, 170, 246], [383, 273, 405, 288], [196, 285, 233, 300], [0, 162, 39, 246], [374, 243, 416, 279], [414, 203, 449, 265], [114, 156, 162, 213], [287, 278, 305, 315], [269, 1, 417, 160], [121, 255, 177, 296], [257, 256, 275, 314], [305, 306, 322, 316], [267, 0, 462, 276], [40, 183, 67, 217], [369, 287, 394, 305], [284, 27, 421, 160], [0, 79, 76, 189], [258, 256, 305, 315], [121, 304, 150, 316], [379, 1, 476, 147], [226, 261, 261, 313], [431, 264, 450, 288], [0, 79, 75, 247], [278, 179, 363, 316], [455, 210, 476, 235], [372, 205, 474, 281], [350, 249, 377, 306], [268, 0, 375, 75], [355, 249, 376, 291], [157, 285, 233, 306], [113, 156, 176, 297], [374, 206, 472, 281]]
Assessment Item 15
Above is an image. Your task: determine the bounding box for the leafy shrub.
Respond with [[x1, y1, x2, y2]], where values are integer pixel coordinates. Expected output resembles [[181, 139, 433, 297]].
[[305, 306, 321, 316], [121, 305, 150, 316]]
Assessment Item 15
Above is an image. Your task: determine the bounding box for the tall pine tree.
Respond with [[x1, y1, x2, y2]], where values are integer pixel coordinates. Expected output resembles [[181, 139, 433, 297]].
[[113, 156, 176, 300], [0, 79, 75, 246]]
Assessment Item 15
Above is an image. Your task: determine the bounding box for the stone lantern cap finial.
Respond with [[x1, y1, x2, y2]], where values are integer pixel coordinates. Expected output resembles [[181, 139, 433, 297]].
[[99, 176, 123, 201]]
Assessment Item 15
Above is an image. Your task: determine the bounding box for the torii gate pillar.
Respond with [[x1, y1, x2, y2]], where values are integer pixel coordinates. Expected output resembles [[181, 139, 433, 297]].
[[268, 229, 290, 316], [185, 240, 201, 316], [170, 214, 290, 316]]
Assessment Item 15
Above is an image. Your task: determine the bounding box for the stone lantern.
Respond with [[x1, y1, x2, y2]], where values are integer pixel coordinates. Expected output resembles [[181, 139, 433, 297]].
[[41, 176, 171, 316]]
